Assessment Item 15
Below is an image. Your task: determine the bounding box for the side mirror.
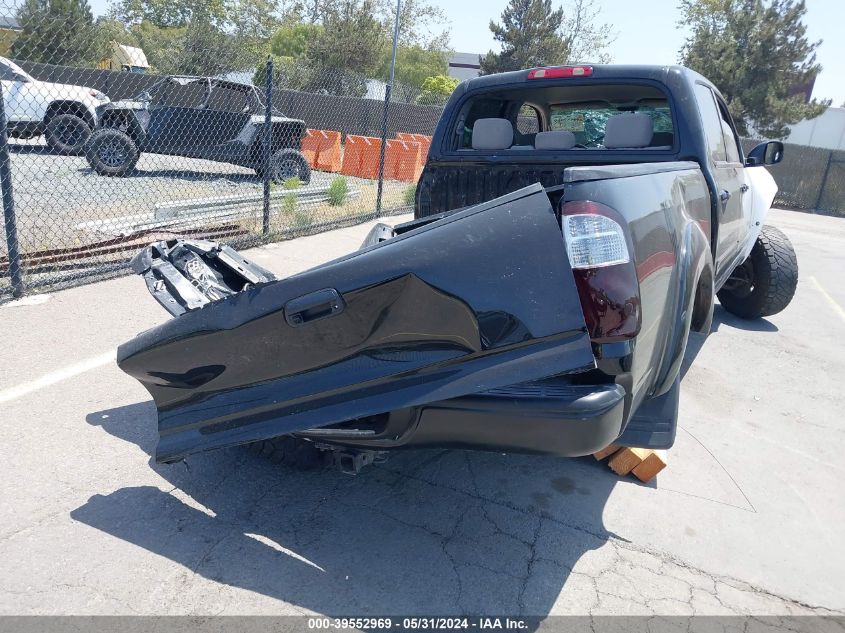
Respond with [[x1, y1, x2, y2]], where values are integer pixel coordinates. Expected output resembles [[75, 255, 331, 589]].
[[746, 140, 784, 166]]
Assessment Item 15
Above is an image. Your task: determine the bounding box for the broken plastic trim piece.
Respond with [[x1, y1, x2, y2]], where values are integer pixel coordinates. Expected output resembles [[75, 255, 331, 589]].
[[131, 239, 277, 317]]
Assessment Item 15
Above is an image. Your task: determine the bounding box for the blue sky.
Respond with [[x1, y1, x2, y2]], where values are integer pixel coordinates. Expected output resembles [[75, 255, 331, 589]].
[[84, 0, 844, 104], [433, 0, 844, 105]]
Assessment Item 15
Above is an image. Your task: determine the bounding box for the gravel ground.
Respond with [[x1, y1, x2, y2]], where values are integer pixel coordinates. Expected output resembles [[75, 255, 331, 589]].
[[4, 139, 407, 254]]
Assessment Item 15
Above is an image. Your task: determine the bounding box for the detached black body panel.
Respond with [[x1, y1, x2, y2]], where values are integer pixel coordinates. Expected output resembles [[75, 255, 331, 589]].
[[118, 184, 595, 463]]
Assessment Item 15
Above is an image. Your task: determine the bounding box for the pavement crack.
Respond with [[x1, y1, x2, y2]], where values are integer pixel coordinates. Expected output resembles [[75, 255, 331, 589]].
[[516, 514, 543, 615]]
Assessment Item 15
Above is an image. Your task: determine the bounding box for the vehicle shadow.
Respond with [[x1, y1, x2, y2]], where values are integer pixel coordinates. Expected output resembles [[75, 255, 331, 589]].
[[8, 143, 75, 156], [8, 143, 261, 182], [711, 303, 778, 333], [82, 168, 260, 182], [681, 304, 777, 380], [75, 401, 623, 616]]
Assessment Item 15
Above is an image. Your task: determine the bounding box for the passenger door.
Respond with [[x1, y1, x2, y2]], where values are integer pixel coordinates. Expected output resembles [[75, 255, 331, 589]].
[[117, 185, 596, 463], [693, 83, 744, 270]]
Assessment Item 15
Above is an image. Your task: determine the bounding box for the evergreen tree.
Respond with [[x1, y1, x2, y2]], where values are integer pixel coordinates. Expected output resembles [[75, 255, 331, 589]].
[[12, 0, 97, 66], [306, 0, 388, 77], [679, 0, 829, 138], [480, 0, 566, 74]]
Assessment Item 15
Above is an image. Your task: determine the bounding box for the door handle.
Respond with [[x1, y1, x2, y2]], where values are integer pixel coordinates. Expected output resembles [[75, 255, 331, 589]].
[[719, 190, 731, 203], [740, 184, 749, 193], [285, 288, 344, 326]]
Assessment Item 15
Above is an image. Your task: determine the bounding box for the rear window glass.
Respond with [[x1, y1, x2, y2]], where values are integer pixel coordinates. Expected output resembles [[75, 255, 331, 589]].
[[549, 101, 673, 148], [455, 83, 675, 151]]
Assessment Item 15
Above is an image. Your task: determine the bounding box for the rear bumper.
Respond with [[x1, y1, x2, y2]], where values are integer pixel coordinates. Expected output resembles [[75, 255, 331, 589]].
[[304, 382, 627, 457]]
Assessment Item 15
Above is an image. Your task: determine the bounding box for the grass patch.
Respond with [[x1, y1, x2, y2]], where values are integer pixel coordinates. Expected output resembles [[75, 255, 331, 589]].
[[403, 185, 417, 206], [293, 209, 311, 229], [327, 176, 349, 206], [282, 193, 297, 215]]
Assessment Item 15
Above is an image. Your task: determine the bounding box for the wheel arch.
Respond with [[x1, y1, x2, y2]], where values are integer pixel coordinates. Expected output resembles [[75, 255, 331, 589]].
[[98, 109, 146, 143], [44, 101, 95, 128], [651, 218, 713, 396], [690, 261, 714, 334]]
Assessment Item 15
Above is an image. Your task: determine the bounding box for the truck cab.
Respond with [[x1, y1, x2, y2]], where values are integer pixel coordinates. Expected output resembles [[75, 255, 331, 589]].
[[415, 64, 782, 290]]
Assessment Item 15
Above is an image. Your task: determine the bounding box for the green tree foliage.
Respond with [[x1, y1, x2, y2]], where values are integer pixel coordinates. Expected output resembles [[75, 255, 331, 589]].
[[480, 0, 565, 74], [254, 1, 385, 96], [292, 0, 388, 95], [229, 0, 284, 63], [420, 74, 459, 93], [379, 0, 449, 50], [116, 0, 227, 29], [388, 45, 449, 90], [561, 0, 614, 64], [12, 0, 97, 66], [128, 20, 186, 73], [252, 22, 323, 86], [114, 0, 258, 75], [269, 22, 322, 58], [679, 0, 829, 138], [276, 0, 450, 90], [91, 16, 139, 64], [307, 0, 388, 78], [416, 73, 459, 105], [480, 0, 614, 74]]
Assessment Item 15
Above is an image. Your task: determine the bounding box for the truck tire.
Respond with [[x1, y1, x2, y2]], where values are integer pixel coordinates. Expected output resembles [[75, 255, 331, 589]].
[[45, 113, 91, 155], [717, 225, 798, 319], [248, 435, 326, 469], [268, 148, 311, 185], [86, 128, 139, 176]]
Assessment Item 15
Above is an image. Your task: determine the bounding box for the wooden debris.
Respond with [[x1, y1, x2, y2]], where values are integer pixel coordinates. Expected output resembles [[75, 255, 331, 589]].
[[608, 447, 653, 476], [592, 444, 621, 461], [593, 443, 668, 483], [631, 450, 668, 483]]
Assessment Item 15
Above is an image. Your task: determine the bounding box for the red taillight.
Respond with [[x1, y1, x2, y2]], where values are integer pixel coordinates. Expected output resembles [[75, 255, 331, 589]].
[[561, 200, 641, 343], [527, 66, 593, 79]]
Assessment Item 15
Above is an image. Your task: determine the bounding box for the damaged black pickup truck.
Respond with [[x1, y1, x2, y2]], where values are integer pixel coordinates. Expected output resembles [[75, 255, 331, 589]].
[[117, 65, 798, 472]]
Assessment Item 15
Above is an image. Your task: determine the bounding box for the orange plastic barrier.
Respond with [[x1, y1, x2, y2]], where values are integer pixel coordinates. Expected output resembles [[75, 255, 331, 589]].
[[384, 139, 424, 182], [396, 132, 432, 159], [302, 129, 343, 172], [341, 135, 382, 179], [315, 130, 342, 172], [301, 129, 321, 168]]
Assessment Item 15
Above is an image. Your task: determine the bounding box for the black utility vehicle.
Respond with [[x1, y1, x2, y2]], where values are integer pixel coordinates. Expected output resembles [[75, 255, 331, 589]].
[[85, 76, 311, 184], [116, 65, 798, 473]]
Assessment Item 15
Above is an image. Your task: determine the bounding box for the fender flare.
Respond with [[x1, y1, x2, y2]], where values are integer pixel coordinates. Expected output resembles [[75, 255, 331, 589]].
[[44, 100, 96, 128], [98, 109, 147, 143], [651, 219, 714, 397]]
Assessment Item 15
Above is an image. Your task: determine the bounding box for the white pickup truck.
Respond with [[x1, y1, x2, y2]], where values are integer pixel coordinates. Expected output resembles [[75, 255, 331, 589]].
[[0, 56, 109, 154]]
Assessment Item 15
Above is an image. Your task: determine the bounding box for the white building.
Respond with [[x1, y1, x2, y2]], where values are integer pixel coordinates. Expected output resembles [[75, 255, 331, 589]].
[[785, 107, 845, 151], [448, 52, 482, 81]]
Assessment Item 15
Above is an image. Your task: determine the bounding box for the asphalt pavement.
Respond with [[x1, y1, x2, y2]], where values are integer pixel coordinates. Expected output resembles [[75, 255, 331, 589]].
[[1, 209, 843, 616]]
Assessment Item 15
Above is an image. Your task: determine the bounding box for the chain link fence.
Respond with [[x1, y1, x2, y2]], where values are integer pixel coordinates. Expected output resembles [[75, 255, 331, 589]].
[[1, 1, 842, 300], [0, 0, 450, 299], [740, 138, 845, 214]]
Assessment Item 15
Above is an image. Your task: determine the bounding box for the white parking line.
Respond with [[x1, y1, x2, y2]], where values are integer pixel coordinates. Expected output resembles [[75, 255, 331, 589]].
[[0, 350, 116, 405], [810, 276, 845, 323]]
